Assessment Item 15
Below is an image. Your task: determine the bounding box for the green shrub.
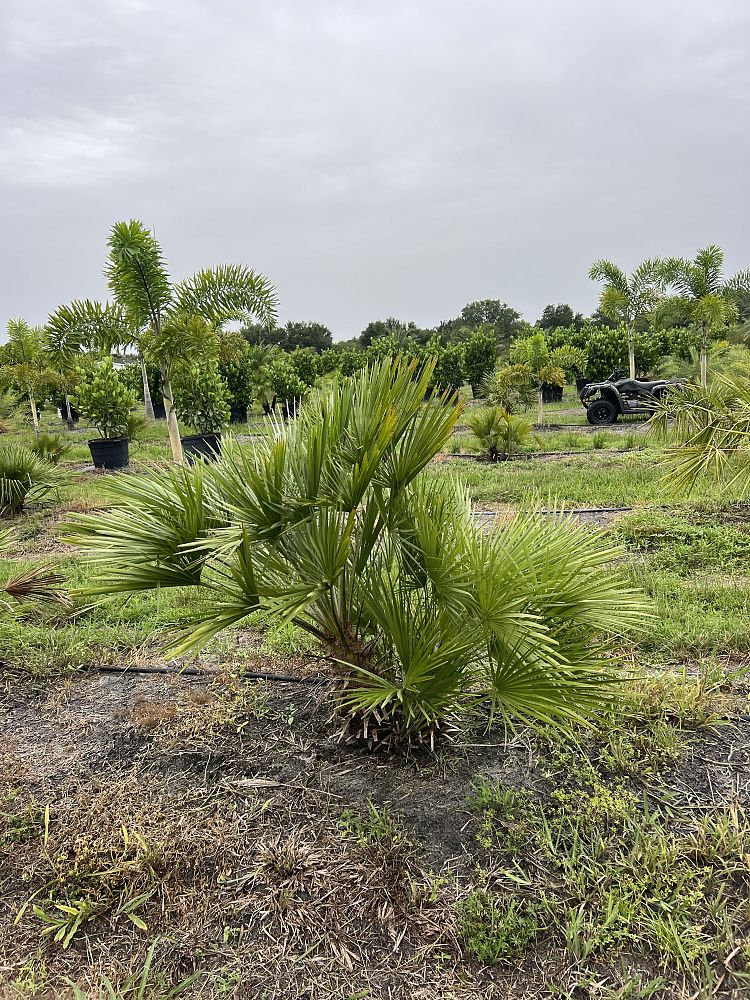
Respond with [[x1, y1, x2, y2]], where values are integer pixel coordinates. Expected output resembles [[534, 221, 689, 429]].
[[173, 363, 231, 435], [73, 359, 135, 439]]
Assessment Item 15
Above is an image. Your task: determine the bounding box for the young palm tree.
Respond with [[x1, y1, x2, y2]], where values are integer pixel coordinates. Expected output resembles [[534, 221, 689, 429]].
[[507, 333, 567, 425], [67, 357, 648, 742], [0, 320, 62, 434], [46, 220, 277, 461], [661, 246, 750, 388], [589, 258, 664, 378], [651, 366, 750, 496], [465, 406, 536, 461], [0, 528, 69, 609]]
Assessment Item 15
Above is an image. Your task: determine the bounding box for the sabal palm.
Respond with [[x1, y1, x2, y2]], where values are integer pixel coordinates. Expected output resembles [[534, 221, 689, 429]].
[[46, 220, 277, 461], [589, 259, 664, 378], [67, 357, 647, 740], [651, 366, 750, 496], [661, 246, 750, 387]]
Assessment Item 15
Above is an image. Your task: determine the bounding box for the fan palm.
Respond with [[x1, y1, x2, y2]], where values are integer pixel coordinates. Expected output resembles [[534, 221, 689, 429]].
[[661, 246, 750, 387], [66, 357, 647, 742], [651, 366, 750, 496], [0, 527, 70, 609], [589, 259, 664, 378], [465, 407, 536, 461], [0, 444, 66, 516], [46, 220, 277, 461]]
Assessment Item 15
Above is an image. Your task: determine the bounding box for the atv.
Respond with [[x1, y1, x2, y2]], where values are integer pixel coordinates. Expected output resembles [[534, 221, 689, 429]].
[[579, 369, 685, 425]]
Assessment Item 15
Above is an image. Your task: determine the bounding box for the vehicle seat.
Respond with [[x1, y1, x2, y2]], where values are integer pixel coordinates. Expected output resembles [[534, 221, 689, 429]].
[[617, 379, 664, 393]]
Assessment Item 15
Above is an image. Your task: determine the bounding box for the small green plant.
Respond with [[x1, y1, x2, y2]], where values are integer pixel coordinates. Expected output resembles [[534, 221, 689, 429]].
[[29, 432, 72, 465], [468, 778, 534, 852], [457, 891, 540, 963], [173, 362, 231, 434], [591, 430, 608, 449], [0, 444, 65, 516], [340, 800, 405, 848], [466, 406, 536, 460], [125, 411, 148, 442], [74, 359, 136, 438]]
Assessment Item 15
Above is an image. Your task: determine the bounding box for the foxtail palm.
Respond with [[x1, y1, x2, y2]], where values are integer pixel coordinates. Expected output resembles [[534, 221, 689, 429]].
[[661, 246, 750, 387], [0, 320, 61, 434], [67, 356, 648, 741], [507, 333, 568, 425], [589, 259, 664, 378], [46, 220, 277, 461], [651, 366, 750, 495]]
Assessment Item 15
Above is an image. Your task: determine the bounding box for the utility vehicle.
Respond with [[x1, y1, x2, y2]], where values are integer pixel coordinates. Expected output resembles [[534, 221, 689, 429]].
[[579, 369, 684, 425]]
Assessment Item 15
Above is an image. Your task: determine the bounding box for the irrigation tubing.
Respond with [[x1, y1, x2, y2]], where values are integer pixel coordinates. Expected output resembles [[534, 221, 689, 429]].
[[94, 663, 326, 684]]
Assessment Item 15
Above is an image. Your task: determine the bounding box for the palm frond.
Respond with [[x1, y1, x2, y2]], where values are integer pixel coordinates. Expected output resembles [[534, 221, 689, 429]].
[[172, 264, 278, 328], [106, 220, 172, 329]]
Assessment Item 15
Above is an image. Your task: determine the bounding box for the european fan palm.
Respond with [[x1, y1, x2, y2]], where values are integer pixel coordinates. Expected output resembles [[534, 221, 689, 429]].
[[589, 259, 664, 379], [661, 246, 750, 388], [0, 444, 66, 516], [466, 407, 536, 461], [651, 366, 750, 496], [46, 220, 277, 461], [66, 357, 647, 742]]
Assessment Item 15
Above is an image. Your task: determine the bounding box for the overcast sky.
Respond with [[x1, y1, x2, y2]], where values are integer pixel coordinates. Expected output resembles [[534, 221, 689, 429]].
[[1, 0, 749, 341]]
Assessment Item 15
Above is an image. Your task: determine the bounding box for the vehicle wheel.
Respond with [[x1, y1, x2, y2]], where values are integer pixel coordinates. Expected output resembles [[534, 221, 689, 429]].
[[587, 399, 618, 425]]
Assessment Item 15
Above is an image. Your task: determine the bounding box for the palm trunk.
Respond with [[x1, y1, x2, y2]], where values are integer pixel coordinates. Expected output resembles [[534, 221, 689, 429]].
[[161, 366, 183, 463], [64, 393, 75, 430], [29, 392, 40, 434], [700, 324, 708, 388], [140, 355, 155, 420], [537, 388, 544, 426], [627, 324, 636, 379]]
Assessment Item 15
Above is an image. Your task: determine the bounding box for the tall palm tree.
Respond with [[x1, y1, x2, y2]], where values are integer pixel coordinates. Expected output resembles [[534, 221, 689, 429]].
[[589, 258, 664, 378], [0, 320, 61, 433], [46, 220, 277, 462], [661, 245, 750, 387]]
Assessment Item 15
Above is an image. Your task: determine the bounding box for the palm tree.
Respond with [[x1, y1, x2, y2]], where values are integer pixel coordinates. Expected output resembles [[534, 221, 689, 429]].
[[66, 356, 648, 742], [0, 320, 61, 433], [505, 332, 570, 425], [661, 246, 750, 387], [46, 220, 277, 462], [589, 259, 664, 379], [651, 366, 750, 495]]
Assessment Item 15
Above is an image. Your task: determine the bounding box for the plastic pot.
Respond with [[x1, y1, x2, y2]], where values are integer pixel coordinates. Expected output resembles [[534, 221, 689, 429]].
[[229, 404, 247, 424], [181, 432, 222, 463], [88, 436, 129, 470]]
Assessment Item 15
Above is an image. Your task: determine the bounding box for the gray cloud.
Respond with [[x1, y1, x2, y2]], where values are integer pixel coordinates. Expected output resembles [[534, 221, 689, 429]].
[[1, 0, 749, 339]]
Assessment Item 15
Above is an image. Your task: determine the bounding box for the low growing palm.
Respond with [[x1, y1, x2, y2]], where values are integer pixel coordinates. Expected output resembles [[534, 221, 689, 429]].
[[0, 444, 66, 517], [67, 357, 647, 742], [466, 407, 536, 461], [0, 528, 69, 609]]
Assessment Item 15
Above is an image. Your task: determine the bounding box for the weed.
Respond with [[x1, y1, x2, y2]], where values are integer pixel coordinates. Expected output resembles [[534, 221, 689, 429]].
[[467, 778, 534, 852], [457, 891, 540, 963], [340, 800, 406, 849]]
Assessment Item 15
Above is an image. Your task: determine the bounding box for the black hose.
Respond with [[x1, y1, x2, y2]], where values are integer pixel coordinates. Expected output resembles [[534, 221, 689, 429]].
[[94, 663, 325, 684]]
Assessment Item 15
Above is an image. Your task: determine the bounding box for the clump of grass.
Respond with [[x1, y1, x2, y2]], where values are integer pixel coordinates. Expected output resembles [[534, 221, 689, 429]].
[[457, 891, 540, 963]]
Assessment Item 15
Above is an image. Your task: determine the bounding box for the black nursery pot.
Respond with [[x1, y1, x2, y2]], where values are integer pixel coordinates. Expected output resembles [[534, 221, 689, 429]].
[[229, 403, 247, 424], [181, 432, 222, 463], [88, 436, 129, 470]]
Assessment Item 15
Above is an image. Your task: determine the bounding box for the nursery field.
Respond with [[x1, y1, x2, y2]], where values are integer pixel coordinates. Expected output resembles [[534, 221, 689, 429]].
[[1, 398, 750, 1000]]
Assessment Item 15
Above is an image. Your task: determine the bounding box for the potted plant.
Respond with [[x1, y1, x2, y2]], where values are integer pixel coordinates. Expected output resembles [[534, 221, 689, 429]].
[[174, 362, 231, 462], [73, 359, 135, 469]]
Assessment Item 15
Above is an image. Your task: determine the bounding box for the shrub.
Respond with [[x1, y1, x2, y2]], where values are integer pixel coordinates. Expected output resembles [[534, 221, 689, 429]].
[[173, 363, 230, 435], [466, 407, 536, 461], [68, 357, 648, 744], [0, 445, 65, 516], [463, 330, 498, 397], [29, 433, 72, 465], [73, 359, 136, 439]]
